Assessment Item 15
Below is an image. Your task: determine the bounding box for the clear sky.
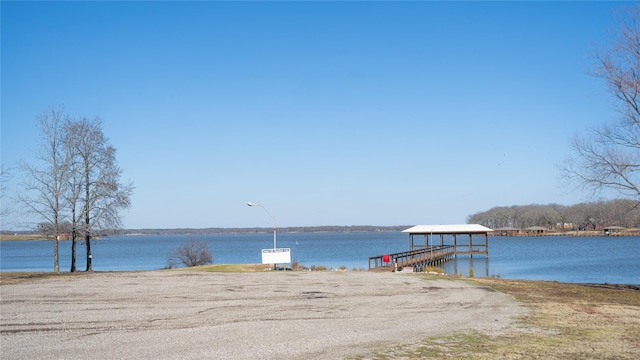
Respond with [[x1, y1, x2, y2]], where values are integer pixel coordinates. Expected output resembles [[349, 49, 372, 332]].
[[0, 1, 627, 230]]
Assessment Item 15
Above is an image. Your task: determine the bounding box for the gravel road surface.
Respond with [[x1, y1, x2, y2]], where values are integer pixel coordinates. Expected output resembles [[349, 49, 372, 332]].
[[1, 271, 521, 359]]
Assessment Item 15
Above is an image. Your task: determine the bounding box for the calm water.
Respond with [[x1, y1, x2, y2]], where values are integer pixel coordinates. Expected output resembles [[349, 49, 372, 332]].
[[1, 233, 638, 284]]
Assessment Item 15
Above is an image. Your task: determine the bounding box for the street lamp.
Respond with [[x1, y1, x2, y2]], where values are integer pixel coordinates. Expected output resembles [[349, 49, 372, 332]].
[[247, 202, 277, 249]]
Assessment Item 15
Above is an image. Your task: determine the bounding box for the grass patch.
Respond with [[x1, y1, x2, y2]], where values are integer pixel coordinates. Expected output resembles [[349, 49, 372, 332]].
[[0, 234, 46, 241], [422, 266, 445, 274], [0, 271, 84, 285], [183, 263, 268, 272], [353, 277, 640, 359]]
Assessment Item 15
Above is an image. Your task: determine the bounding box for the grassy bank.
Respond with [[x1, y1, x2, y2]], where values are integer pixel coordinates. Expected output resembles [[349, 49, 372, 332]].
[[0, 264, 268, 284], [0, 271, 83, 285], [181, 263, 268, 272], [360, 277, 640, 359], [0, 234, 46, 241]]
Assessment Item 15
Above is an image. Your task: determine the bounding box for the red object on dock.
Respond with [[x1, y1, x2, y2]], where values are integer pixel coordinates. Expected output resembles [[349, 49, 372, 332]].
[[382, 254, 390, 263]]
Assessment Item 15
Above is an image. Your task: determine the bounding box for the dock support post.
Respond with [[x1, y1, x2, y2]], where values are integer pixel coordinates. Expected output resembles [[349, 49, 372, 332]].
[[485, 233, 488, 256], [453, 234, 457, 258]]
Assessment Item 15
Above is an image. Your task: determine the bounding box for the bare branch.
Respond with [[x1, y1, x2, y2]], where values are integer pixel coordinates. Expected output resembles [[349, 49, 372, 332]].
[[562, 5, 640, 201], [17, 108, 134, 272], [15, 106, 69, 272], [166, 240, 213, 268]]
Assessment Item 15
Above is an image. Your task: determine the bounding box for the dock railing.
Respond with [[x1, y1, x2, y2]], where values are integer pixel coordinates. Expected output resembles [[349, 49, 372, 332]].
[[368, 245, 454, 271]]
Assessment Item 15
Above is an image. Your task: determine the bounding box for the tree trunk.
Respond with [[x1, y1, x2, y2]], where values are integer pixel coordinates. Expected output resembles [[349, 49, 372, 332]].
[[70, 226, 77, 272], [85, 234, 92, 271], [85, 210, 92, 271], [53, 237, 59, 273], [70, 238, 77, 272], [70, 208, 77, 272], [85, 178, 92, 272], [53, 207, 59, 273]]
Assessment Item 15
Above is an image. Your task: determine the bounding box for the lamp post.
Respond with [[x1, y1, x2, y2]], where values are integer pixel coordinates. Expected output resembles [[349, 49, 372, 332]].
[[247, 202, 276, 249]]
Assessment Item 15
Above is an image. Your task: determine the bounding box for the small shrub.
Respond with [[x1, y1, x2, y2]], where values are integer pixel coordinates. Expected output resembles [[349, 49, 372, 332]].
[[291, 261, 307, 271], [166, 239, 213, 268], [339, 265, 347, 271], [423, 266, 444, 274], [469, 268, 475, 278]]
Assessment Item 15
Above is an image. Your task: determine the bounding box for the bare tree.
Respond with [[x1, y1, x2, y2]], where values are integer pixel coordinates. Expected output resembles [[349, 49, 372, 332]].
[[66, 117, 133, 271], [16, 109, 133, 272], [167, 239, 213, 268], [62, 121, 84, 272], [16, 107, 69, 272], [562, 6, 640, 200], [0, 165, 12, 220]]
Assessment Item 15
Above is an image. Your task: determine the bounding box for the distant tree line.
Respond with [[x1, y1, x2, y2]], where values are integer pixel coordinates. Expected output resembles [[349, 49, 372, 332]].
[[467, 199, 640, 230]]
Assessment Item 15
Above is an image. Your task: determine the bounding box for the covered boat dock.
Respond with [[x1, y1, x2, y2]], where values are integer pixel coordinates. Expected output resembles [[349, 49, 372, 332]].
[[368, 224, 493, 271], [403, 224, 492, 256]]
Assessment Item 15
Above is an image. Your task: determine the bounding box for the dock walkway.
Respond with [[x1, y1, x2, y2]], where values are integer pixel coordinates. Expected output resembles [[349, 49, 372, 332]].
[[368, 246, 454, 272]]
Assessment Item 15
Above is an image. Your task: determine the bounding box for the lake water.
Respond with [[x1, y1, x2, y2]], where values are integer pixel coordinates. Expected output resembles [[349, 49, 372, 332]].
[[1, 232, 638, 284]]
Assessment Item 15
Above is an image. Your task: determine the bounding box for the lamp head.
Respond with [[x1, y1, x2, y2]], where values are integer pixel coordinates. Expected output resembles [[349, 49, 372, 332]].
[[247, 202, 257, 207]]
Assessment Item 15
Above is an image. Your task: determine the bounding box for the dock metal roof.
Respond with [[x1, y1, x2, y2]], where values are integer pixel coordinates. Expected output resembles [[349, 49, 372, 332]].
[[402, 224, 494, 234]]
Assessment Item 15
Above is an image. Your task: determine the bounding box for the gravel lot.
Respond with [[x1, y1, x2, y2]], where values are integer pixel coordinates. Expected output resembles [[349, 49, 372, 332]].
[[1, 271, 521, 359]]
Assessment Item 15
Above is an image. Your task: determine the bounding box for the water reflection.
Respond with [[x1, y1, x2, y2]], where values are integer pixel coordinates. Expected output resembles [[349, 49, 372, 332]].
[[445, 256, 490, 278]]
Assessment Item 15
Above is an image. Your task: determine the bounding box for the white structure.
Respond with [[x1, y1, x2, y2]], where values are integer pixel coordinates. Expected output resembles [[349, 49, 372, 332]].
[[247, 201, 291, 266], [402, 224, 493, 235], [402, 224, 493, 257]]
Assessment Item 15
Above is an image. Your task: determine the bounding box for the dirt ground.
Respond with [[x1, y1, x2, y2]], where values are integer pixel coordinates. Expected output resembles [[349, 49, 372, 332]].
[[0, 271, 520, 359]]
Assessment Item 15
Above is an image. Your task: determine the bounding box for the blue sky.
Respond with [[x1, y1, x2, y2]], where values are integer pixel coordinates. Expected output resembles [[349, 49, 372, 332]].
[[0, 1, 626, 230]]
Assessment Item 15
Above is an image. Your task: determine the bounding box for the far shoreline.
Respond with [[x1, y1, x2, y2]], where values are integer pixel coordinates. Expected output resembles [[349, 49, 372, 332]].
[[3, 225, 640, 241], [1, 225, 410, 241]]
